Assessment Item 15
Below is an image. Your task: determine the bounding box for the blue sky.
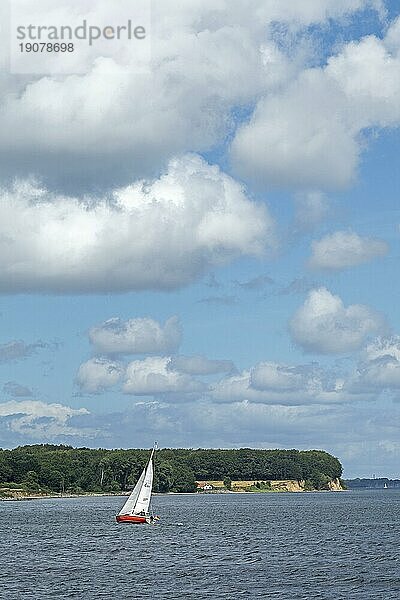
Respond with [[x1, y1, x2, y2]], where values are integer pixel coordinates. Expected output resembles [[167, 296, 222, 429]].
[[1, 0, 400, 477]]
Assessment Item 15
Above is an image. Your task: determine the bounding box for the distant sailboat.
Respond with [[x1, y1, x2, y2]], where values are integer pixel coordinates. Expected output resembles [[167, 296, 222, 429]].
[[116, 444, 159, 524]]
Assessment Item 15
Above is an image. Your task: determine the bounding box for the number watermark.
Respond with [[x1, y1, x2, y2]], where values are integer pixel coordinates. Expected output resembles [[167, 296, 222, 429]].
[[19, 43, 75, 53]]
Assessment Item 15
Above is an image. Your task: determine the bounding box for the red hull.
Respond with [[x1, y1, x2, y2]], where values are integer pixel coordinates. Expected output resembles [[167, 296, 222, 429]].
[[116, 514, 147, 524]]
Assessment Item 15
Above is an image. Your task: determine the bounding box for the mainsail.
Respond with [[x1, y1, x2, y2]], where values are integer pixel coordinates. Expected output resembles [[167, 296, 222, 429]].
[[118, 448, 155, 516], [133, 458, 153, 514]]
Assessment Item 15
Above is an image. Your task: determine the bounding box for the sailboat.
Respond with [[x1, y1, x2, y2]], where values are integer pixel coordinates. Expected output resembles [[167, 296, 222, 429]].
[[116, 444, 159, 524]]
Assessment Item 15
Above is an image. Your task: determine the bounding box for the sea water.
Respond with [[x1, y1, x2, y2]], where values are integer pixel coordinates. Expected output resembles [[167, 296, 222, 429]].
[[1, 490, 399, 599]]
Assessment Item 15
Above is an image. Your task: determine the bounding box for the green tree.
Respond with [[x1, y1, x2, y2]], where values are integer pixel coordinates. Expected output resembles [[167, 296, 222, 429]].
[[223, 477, 232, 490], [23, 470, 40, 491]]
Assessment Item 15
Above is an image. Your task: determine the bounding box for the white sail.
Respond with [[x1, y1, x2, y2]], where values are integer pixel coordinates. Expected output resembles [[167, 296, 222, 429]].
[[133, 454, 154, 515], [118, 466, 147, 516], [117, 447, 155, 516]]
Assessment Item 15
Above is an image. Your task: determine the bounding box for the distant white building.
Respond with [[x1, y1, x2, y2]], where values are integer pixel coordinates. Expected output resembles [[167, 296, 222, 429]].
[[196, 481, 214, 491]]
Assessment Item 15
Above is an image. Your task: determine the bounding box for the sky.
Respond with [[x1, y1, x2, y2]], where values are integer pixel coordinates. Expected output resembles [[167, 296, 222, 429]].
[[0, 0, 400, 477]]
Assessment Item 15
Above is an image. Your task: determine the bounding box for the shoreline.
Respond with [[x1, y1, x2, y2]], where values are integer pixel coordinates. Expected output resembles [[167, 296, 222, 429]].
[[0, 492, 126, 501], [0, 489, 346, 501]]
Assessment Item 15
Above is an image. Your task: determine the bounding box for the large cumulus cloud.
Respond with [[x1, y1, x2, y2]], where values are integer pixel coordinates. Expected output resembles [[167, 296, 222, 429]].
[[0, 0, 385, 189], [231, 22, 400, 190], [289, 288, 387, 354], [0, 155, 272, 293]]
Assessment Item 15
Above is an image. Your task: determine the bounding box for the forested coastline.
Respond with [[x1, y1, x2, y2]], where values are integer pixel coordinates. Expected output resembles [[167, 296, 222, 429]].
[[0, 445, 343, 495]]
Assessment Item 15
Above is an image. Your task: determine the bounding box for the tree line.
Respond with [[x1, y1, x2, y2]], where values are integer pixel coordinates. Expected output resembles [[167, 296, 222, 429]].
[[0, 445, 343, 494]]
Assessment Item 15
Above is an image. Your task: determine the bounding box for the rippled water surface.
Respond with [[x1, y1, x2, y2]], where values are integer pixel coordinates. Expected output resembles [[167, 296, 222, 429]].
[[1, 491, 400, 599]]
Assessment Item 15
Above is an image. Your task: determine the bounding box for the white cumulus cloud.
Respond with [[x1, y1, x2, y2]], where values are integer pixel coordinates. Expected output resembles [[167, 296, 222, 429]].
[[350, 337, 400, 390], [309, 230, 388, 270], [212, 360, 369, 406], [289, 288, 387, 354], [0, 155, 272, 293], [251, 362, 314, 392], [231, 25, 400, 190], [0, 400, 92, 440], [76, 358, 124, 393], [0, 0, 381, 188], [89, 316, 181, 355], [123, 356, 204, 395]]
